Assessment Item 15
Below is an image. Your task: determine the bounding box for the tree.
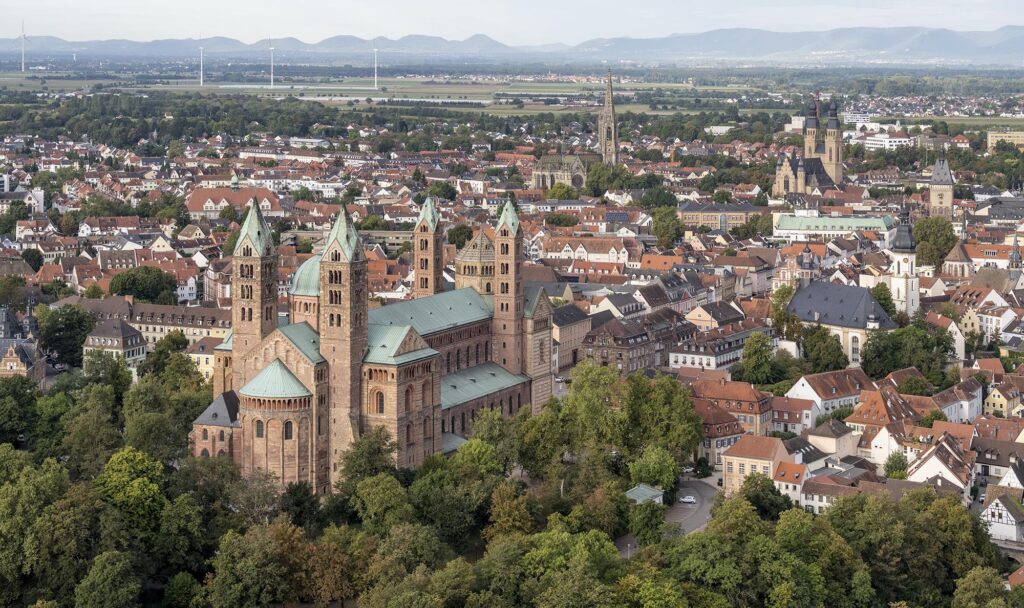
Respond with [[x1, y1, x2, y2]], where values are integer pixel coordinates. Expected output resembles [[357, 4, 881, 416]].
[[206, 525, 303, 608], [737, 473, 792, 520], [639, 186, 678, 209], [154, 494, 205, 575], [543, 212, 579, 227], [135, 330, 188, 378], [712, 190, 733, 203], [83, 350, 132, 404], [452, 438, 502, 477], [884, 452, 908, 479], [353, 473, 414, 534], [61, 404, 122, 479], [547, 183, 578, 201], [741, 333, 774, 385], [73, 550, 140, 608], [83, 284, 104, 299], [280, 481, 321, 530], [861, 325, 953, 383], [870, 283, 897, 317], [952, 566, 1008, 608], [484, 481, 533, 540], [21, 248, 43, 272], [651, 206, 683, 249], [0, 375, 39, 444], [897, 376, 935, 396], [338, 426, 397, 489], [920, 409, 949, 428], [801, 325, 849, 373], [95, 447, 166, 541], [771, 284, 803, 342], [914, 216, 957, 268], [109, 266, 178, 304], [629, 501, 668, 546], [447, 224, 473, 249], [628, 445, 680, 492], [426, 182, 457, 201], [162, 572, 200, 608], [39, 304, 95, 367]]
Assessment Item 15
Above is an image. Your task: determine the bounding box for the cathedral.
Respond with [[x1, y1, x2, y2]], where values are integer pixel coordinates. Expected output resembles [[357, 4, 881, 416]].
[[772, 99, 845, 197], [191, 199, 554, 493]]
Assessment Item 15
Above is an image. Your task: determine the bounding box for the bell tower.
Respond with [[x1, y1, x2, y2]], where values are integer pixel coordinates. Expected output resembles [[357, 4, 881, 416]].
[[413, 197, 444, 298], [231, 202, 277, 390], [598, 70, 618, 165], [492, 203, 524, 374], [803, 98, 820, 160], [319, 210, 368, 485], [824, 99, 844, 185]]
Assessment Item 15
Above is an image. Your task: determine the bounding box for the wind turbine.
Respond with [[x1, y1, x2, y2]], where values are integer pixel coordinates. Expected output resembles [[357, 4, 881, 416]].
[[269, 42, 275, 89], [199, 42, 204, 87], [373, 48, 378, 90], [21, 21, 26, 73]]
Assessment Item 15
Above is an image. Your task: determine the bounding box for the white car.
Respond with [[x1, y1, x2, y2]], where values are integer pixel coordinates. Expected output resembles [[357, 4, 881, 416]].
[[679, 495, 697, 504]]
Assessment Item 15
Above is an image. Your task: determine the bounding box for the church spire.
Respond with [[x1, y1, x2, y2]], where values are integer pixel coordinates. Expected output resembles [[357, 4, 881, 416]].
[[324, 208, 363, 262], [598, 70, 618, 166]]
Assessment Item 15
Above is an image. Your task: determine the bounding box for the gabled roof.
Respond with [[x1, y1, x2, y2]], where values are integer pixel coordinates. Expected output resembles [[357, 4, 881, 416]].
[[787, 281, 897, 330], [440, 362, 528, 410], [364, 324, 438, 366], [239, 359, 311, 399]]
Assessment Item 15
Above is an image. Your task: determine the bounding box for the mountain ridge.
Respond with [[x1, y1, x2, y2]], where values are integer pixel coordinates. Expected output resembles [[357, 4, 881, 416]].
[[1, 27, 1024, 65]]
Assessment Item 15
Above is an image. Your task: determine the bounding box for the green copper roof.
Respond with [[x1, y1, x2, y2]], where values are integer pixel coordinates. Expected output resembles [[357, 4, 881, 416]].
[[278, 322, 325, 363], [365, 324, 439, 366], [324, 209, 363, 262], [440, 362, 529, 410], [239, 359, 311, 399], [496, 200, 520, 235], [417, 197, 440, 232], [215, 331, 233, 351], [368, 287, 492, 337], [234, 201, 274, 257], [774, 215, 895, 232], [290, 254, 322, 297]]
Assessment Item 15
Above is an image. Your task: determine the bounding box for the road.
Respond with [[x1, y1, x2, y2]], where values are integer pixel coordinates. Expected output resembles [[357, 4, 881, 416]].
[[615, 477, 720, 557]]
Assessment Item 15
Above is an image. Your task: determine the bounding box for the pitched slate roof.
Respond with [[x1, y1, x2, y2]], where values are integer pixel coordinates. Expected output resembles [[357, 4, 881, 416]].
[[193, 391, 240, 427], [239, 359, 311, 399], [787, 281, 897, 330]]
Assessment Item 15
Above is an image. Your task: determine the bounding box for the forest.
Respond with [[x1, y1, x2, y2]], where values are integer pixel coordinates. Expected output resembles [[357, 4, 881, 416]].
[[0, 343, 1015, 608]]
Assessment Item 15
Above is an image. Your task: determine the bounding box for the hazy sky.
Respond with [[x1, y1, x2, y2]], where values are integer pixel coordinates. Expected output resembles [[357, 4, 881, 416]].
[[13, 0, 1020, 45]]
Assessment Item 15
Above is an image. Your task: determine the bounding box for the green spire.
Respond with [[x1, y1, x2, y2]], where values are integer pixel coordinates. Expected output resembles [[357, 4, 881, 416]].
[[417, 196, 440, 232], [324, 209, 363, 262], [233, 200, 273, 257], [497, 200, 520, 235]]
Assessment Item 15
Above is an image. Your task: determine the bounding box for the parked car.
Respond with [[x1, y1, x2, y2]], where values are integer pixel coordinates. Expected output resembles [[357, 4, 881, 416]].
[[679, 495, 697, 504], [716, 478, 723, 487], [978, 493, 986, 503], [682, 466, 695, 474]]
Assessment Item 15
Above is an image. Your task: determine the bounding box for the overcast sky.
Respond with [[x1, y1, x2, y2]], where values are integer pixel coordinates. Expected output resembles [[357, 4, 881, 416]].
[[13, 0, 1020, 45]]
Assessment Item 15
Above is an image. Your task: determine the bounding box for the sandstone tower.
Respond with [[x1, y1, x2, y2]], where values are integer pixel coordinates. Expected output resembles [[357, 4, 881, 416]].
[[599, 70, 618, 165], [413, 197, 444, 299]]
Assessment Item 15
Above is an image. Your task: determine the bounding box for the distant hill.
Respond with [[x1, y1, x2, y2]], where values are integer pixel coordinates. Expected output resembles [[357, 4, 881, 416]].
[[2, 27, 1024, 65]]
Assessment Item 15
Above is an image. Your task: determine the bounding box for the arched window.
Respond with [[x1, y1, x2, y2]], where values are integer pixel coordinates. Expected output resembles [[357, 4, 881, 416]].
[[255, 420, 264, 438], [376, 392, 385, 415], [202, 428, 208, 440], [200, 448, 210, 458], [219, 430, 225, 441], [422, 381, 430, 406], [284, 421, 293, 440], [404, 386, 413, 413]]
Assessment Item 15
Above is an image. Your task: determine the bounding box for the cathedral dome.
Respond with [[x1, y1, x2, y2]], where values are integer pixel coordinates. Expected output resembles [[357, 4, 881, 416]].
[[290, 254, 322, 297]]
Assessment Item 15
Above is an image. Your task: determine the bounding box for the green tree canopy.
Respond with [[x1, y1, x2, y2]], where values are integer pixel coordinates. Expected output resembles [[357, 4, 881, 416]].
[[108, 266, 178, 304]]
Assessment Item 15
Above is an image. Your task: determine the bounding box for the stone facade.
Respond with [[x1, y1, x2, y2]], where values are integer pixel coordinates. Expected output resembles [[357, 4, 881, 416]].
[[193, 200, 554, 493]]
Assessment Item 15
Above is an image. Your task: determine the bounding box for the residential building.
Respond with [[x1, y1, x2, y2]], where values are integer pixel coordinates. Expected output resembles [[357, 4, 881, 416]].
[[722, 435, 793, 495]]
